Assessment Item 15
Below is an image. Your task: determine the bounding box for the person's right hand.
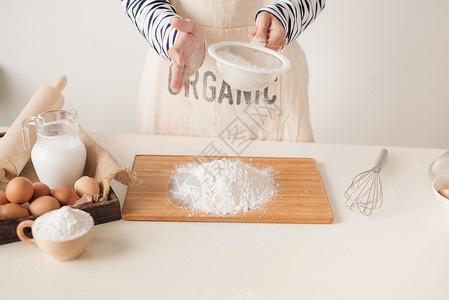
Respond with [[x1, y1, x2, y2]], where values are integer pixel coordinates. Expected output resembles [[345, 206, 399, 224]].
[[168, 17, 205, 94], [248, 11, 287, 51]]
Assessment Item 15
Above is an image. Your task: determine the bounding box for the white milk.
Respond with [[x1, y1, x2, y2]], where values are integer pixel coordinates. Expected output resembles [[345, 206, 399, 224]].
[[31, 134, 86, 189]]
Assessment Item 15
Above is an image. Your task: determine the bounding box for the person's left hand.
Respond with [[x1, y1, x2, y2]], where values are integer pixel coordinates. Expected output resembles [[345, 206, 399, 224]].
[[248, 11, 287, 51]]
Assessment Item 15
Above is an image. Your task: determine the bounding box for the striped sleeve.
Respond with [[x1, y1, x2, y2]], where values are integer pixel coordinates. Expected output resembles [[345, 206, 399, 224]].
[[121, 0, 179, 61], [257, 0, 326, 45]]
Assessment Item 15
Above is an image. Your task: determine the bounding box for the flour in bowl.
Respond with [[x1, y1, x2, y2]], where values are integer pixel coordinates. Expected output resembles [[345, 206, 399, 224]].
[[216, 50, 267, 70], [169, 158, 277, 215], [33, 206, 94, 241]]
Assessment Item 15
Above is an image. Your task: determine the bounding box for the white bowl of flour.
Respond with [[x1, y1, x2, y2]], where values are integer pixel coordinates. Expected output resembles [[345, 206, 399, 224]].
[[208, 39, 290, 91], [17, 206, 94, 261]]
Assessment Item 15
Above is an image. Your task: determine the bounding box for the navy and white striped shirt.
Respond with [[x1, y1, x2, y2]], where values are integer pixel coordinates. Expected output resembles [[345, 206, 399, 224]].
[[122, 0, 326, 62]]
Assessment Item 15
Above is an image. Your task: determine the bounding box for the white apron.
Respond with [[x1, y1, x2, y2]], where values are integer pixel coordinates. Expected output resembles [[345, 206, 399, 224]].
[[136, 0, 314, 143]]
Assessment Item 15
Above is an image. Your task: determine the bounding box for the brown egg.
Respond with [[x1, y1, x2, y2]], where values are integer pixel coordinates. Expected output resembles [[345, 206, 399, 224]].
[[439, 188, 449, 200], [74, 176, 100, 197], [52, 185, 77, 206], [0, 203, 30, 220], [6, 177, 34, 204], [28, 196, 60, 215], [32, 182, 51, 201], [0, 190, 9, 205]]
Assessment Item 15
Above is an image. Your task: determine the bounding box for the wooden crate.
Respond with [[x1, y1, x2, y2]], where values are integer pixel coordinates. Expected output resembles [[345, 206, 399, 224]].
[[0, 188, 120, 245], [0, 132, 121, 245]]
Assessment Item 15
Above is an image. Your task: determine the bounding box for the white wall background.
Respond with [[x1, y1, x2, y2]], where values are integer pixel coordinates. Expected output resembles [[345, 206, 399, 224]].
[[1, 0, 448, 148]]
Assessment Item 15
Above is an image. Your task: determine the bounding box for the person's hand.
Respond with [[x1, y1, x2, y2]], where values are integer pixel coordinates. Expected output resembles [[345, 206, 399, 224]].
[[168, 17, 205, 93], [248, 12, 287, 51]]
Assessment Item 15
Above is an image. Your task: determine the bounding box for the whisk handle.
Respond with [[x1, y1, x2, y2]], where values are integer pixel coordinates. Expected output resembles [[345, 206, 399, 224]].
[[374, 148, 389, 170]]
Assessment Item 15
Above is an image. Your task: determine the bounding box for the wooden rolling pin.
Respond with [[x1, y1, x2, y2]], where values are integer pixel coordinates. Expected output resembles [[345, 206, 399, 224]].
[[0, 76, 67, 182]]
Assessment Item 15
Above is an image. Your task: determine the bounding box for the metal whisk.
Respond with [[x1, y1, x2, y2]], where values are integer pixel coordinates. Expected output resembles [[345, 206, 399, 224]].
[[344, 148, 388, 215]]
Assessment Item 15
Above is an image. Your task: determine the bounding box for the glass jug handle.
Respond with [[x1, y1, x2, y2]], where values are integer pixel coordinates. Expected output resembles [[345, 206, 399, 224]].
[[22, 116, 36, 151]]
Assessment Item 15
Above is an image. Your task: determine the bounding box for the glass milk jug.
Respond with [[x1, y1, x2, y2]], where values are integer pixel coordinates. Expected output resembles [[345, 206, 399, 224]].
[[22, 109, 86, 189]]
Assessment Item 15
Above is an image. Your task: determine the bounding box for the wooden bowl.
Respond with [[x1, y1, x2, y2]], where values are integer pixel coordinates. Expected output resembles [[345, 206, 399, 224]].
[[16, 220, 93, 261]]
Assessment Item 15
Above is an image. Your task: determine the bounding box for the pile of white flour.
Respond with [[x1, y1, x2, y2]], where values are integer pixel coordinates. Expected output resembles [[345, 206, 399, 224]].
[[33, 206, 94, 241], [170, 158, 277, 215]]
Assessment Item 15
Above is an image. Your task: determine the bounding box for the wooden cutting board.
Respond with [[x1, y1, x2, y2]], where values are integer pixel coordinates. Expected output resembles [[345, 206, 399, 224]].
[[122, 155, 333, 224]]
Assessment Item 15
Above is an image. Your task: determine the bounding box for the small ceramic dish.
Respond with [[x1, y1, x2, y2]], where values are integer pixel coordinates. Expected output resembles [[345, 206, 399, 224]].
[[431, 174, 449, 213], [428, 150, 449, 180]]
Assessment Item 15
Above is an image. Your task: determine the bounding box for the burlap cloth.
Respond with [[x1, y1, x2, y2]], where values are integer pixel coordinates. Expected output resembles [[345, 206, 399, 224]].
[[0, 76, 134, 202], [78, 127, 135, 201]]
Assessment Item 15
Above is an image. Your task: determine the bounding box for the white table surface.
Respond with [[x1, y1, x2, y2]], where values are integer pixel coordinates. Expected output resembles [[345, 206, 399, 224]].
[[1, 132, 448, 300]]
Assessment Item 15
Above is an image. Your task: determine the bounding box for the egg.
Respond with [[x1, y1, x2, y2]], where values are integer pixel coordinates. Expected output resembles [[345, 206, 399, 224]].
[[438, 188, 449, 200], [52, 185, 77, 206], [32, 182, 51, 201], [6, 177, 34, 204], [0, 203, 30, 220], [28, 196, 60, 215], [0, 190, 9, 205], [74, 176, 100, 198]]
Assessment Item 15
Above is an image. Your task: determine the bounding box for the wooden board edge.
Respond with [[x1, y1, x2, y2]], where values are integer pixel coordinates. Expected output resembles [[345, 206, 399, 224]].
[[121, 155, 140, 218], [121, 215, 333, 224], [310, 157, 334, 224], [132, 154, 318, 161]]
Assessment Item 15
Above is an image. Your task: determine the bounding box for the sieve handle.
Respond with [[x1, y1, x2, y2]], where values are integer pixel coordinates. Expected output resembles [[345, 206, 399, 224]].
[[250, 37, 266, 48], [374, 148, 389, 170]]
